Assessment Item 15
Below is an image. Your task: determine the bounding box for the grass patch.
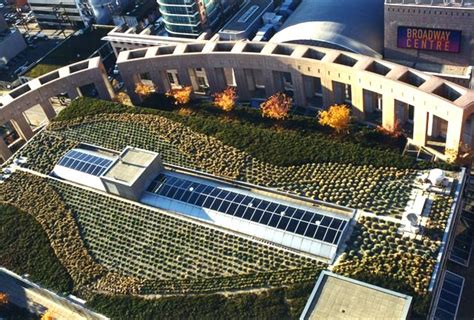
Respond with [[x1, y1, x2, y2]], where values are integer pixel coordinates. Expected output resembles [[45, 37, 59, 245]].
[[26, 26, 111, 78], [0, 204, 73, 293]]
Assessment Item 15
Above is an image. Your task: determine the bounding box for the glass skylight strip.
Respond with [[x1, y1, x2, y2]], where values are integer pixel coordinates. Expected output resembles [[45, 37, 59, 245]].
[[148, 174, 347, 245], [57, 150, 113, 176]]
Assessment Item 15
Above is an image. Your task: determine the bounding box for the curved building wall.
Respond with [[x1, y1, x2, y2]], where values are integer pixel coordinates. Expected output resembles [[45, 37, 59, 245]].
[[115, 41, 473, 161], [270, 0, 384, 58], [90, 0, 133, 24]]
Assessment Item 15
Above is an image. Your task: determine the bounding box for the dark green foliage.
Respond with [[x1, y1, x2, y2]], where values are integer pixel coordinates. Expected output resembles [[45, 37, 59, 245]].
[[55, 97, 454, 170], [0, 205, 74, 294], [87, 283, 314, 320]]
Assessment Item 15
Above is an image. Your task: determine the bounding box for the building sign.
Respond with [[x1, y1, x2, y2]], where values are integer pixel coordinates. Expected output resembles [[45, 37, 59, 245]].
[[397, 26, 461, 53]]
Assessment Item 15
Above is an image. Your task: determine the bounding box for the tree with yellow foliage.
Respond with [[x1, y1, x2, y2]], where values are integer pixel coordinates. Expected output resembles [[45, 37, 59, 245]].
[[213, 87, 237, 112], [166, 86, 193, 105], [41, 310, 55, 320], [318, 104, 351, 133], [112, 92, 132, 106], [0, 292, 8, 305], [134, 82, 155, 98], [260, 92, 292, 120]]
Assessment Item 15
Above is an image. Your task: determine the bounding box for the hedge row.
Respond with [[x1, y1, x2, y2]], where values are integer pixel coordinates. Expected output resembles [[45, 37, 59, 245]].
[[0, 204, 73, 293], [54, 97, 453, 170]]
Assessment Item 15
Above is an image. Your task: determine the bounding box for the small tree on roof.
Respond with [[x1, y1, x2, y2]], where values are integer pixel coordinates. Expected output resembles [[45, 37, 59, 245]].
[[134, 82, 155, 98], [0, 292, 8, 306], [318, 104, 351, 133], [260, 92, 292, 120], [213, 87, 237, 112], [166, 86, 193, 105]]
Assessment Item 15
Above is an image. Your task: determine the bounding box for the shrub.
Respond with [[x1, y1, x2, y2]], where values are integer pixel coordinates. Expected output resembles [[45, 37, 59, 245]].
[[166, 86, 193, 105], [135, 82, 155, 98], [213, 87, 237, 112], [318, 104, 351, 133], [260, 92, 292, 120]]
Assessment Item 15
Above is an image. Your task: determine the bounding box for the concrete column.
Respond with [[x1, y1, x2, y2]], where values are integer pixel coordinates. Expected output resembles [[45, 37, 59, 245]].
[[350, 85, 365, 120], [95, 81, 113, 100], [67, 87, 80, 100], [321, 77, 334, 107], [121, 72, 141, 105], [445, 111, 464, 155], [382, 96, 396, 130], [150, 70, 167, 94], [234, 68, 251, 100], [0, 138, 12, 162], [412, 107, 429, 147], [264, 70, 276, 97], [205, 68, 226, 94], [177, 67, 192, 88], [41, 100, 56, 121], [290, 71, 305, 107], [11, 114, 34, 141]]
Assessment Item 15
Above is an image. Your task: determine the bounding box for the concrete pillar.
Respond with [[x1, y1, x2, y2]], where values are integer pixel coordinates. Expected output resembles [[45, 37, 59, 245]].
[[177, 67, 192, 88], [41, 100, 56, 121], [67, 87, 80, 100], [205, 68, 226, 94], [0, 138, 12, 162], [11, 114, 34, 141], [382, 96, 396, 130], [321, 77, 334, 107], [95, 81, 113, 100], [412, 107, 429, 147], [121, 72, 141, 105], [291, 71, 305, 107], [234, 68, 251, 100], [264, 70, 276, 97], [350, 85, 365, 120], [150, 70, 167, 94], [445, 111, 464, 155]]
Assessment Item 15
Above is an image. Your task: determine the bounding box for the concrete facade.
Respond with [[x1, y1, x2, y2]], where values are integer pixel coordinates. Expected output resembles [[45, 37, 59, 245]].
[[0, 57, 114, 161], [116, 41, 474, 161]]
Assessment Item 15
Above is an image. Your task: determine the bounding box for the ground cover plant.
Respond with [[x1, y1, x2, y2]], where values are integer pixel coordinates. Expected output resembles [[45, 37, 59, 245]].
[[0, 204, 73, 293], [1, 97, 461, 318]]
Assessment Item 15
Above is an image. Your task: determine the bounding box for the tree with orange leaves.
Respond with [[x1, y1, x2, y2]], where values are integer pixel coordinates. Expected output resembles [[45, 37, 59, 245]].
[[260, 92, 292, 120], [166, 86, 193, 105], [0, 292, 8, 305], [134, 82, 155, 98], [213, 87, 237, 112], [41, 310, 54, 320], [318, 104, 351, 133]]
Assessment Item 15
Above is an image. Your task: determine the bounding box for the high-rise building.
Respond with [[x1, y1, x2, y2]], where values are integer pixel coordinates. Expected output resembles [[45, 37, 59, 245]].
[[158, 0, 239, 38]]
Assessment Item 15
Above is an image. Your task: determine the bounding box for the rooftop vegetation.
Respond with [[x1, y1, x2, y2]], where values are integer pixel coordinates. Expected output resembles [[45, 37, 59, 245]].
[[0, 96, 461, 318], [0, 204, 73, 293]]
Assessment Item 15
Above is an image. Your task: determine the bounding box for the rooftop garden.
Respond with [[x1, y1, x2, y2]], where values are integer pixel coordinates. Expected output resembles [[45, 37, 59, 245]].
[[0, 95, 462, 318]]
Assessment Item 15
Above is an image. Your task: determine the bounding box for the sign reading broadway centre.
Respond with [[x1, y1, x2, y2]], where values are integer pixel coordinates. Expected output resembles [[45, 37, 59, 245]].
[[397, 26, 462, 53]]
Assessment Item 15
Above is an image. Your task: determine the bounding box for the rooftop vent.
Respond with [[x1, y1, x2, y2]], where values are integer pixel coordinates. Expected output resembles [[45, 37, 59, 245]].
[[272, 45, 294, 56], [69, 61, 89, 74], [184, 43, 205, 53], [433, 83, 462, 102], [214, 43, 234, 52], [128, 50, 147, 60], [243, 43, 265, 53], [9, 84, 31, 99], [39, 71, 60, 85], [366, 61, 391, 76], [398, 71, 426, 87], [302, 48, 326, 61], [334, 54, 357, 67]]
